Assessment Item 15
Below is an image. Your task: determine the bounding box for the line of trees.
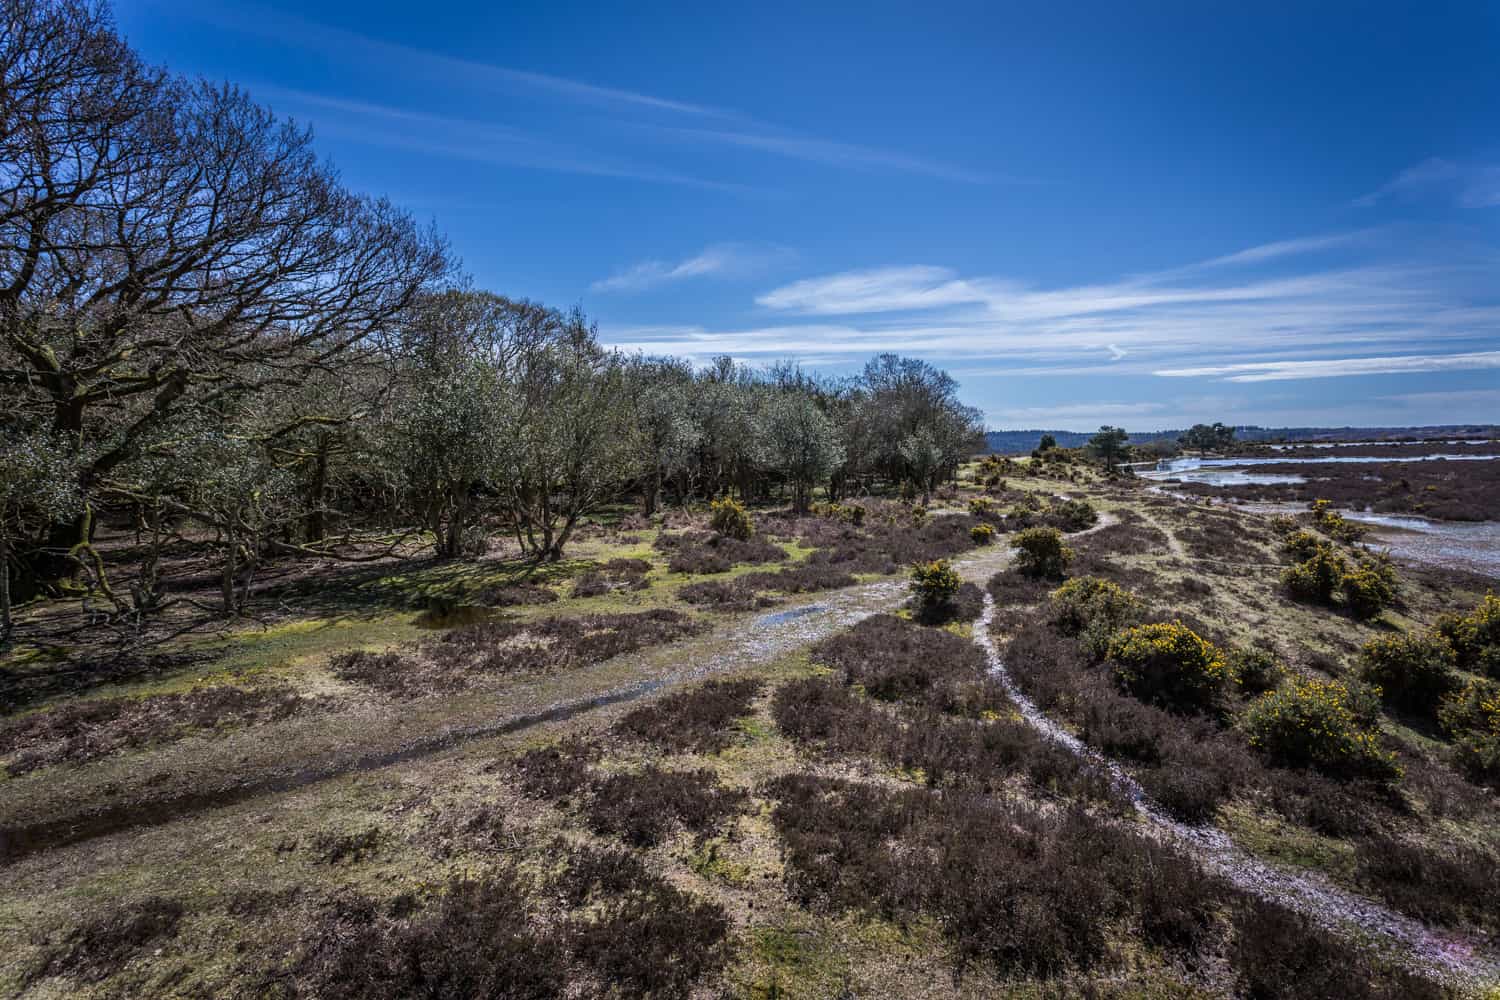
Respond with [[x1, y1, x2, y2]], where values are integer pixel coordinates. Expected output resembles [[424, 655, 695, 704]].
[[0, 0, 985, 631]]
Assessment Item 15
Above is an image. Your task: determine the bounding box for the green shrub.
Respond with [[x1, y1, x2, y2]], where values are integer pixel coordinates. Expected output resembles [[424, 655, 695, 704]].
[[909, 504, 929, 527], [1307, 499, 1367, 543], [1049, 577, 1138, 657], [1048, 498, 1098, 532], [1243, 676, 1401, 784], [1281, 530, 1325, 562], [1280, 545, 1347, 604], [1357, 631, 1458, 713], [909, 559, 962, 614], [1268, 514, 1299, 538], [970, 523, 995, 545], [1341, 560, 1397, 620], [708, 496, 753, 540], [811, 501, 865, 526], [1227, 647, 1283, 695], [1011, 527, 1072, 579], [967, 497, 993, 517], [1106, 621, 1227, 713], [1438, 678, 1500, 786], [1434, 592, 1500, 677]]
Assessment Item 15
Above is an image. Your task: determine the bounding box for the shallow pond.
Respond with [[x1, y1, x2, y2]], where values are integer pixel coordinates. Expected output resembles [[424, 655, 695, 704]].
[[1232, 502, 1500, 578], [1139, 453, 1500, 489]]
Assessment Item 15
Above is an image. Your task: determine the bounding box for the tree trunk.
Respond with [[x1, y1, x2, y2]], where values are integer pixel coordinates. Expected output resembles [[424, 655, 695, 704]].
[[644, 465, 661, 516], [221, 528, 237, 614], [305, 438, 330, 542], [1, 532, 12, 641]]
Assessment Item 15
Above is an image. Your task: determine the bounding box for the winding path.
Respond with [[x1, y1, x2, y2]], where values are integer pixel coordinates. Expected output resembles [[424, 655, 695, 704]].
[[972, 590, 1500, 988]]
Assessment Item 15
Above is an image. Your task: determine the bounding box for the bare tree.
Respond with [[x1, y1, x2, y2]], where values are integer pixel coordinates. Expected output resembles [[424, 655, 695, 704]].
[[0, 0, 448, 582]]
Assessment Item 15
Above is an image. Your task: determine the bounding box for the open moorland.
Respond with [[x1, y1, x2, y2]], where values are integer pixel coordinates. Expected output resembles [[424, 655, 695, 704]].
[[3, 452, 1499, 999]]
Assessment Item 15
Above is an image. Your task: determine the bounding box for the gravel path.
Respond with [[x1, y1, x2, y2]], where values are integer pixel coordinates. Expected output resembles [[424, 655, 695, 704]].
[[971, 590, 1500, 988]]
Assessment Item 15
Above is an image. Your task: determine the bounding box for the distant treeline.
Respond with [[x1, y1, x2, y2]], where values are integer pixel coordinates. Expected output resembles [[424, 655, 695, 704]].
[[984, 425, 1500, 455]]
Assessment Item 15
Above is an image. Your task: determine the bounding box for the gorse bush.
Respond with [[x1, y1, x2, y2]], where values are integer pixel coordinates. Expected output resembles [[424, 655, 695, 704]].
[[1106, 621, 1227, 713], [1342, 558, 1397, 620], [1438, 677, 1500, 786], [969, 522, 995, 545], [1048, 498, 1098, 532], [810, 501, 865, 525], [967, 497, 993, 517], [1227, 647, 1283, 695], [1281, 529, 1325, 562], [1012, 526, 1072, 579], [1357, 631, 1457, 714], [910, 559, 962, 614], [708, 495, 753, 540], [1434, 591, 1500, 677], [1310, 498, 1367, 543], [1048, 576, 1138, 657], [1281, 544, 1347, 604], [1243, 676, 1401, 784]]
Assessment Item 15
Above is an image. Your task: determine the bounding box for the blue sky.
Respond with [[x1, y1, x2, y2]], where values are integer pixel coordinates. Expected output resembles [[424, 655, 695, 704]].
[[117, 0, 1499, 430]]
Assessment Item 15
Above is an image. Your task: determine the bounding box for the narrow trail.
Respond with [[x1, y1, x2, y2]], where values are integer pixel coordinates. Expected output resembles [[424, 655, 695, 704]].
[[0, 576, 915, 865], [971, 591, 1500, 988]]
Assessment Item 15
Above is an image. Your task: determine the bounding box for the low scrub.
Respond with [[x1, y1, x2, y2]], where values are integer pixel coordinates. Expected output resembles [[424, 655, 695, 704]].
[[1434, 591, 1500, 676], [1048, 576, 1139, 655], [1106, 621, 1227, 714], [585, 766, 747, 847], [738, 563, 857, 595], [1227, 646, 1283, 695], [708, 495, 754, 539], [810, 613, 990, 712], [1438, 677, 1500, 786], [292, 875, 567, 1000], [511, 739, 597, 801], [1003, 622, 1251, 823], [765, 772, 1236, 980], [556, 845, 733, 999], [474, 583, 558, 607], [676, 578, 772, 611], [1341, 555, 1398, 620], [612, 678, 763, 754], [1229, 896, 1449, 1000], [1357, 631, 1458, 714], [909, 558, 961, 618], [1, 682, 318, 775], [1243, 676, 1400, 784], [1354, 834, 1500, 933], [658, 530, 785, 574], [1012, 526, 1072, 579], [334, 610, 705, 698], [1281, 543, 1347, 604], [26, 897, 183, 987]]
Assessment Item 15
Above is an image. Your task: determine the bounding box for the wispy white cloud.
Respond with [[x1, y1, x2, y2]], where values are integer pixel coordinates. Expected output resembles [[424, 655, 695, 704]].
[[639, 125, 997, 184], [591, 244, 790, 293], [756, 266, 985, 314], [1355, 158, 1500, 209], [190, 3, 719, 116], [260, 86, 749, 193], [988, 401, 1167, 423], [1154, 350, 1500, 382], [188, 4, 988, 189], [603, 229, 1500, 373]]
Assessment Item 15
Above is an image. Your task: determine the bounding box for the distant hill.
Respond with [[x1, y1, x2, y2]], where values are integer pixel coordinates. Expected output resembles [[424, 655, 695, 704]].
[[983, 425, 1499, 455]]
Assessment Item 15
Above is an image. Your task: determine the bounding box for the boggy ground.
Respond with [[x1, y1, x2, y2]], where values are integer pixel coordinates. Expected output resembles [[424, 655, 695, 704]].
[[1, 463, 1497, 998]]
